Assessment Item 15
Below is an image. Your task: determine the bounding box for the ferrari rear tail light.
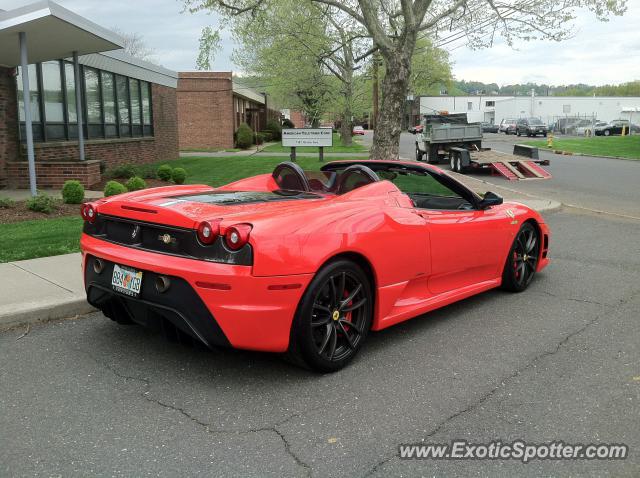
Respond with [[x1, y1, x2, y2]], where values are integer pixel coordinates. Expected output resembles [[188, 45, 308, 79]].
[[81, 203, 97, 223], [197, 219, 222, 245], [224, 224, 252, 250]]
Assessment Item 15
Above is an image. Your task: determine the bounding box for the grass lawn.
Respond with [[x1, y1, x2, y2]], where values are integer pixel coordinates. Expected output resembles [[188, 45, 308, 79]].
[[261, 133, 368, 153], [0, 216, 83, 263], [524, 135, 640, 160], [1, 155, 351, 262]]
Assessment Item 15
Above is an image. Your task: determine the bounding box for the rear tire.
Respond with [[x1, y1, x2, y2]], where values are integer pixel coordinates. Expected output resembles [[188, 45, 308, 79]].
[[501, 222, 540, 292], [288, 260, 373, 372], [416, 144, 423, 161]]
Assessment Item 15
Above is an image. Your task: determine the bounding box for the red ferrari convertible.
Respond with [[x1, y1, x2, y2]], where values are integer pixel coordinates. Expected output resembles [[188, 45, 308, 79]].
[[81, 160, 550, 372]]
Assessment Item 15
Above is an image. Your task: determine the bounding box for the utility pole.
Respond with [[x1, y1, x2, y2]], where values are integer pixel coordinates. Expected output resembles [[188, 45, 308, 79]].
[[372, 51, 379, 131]]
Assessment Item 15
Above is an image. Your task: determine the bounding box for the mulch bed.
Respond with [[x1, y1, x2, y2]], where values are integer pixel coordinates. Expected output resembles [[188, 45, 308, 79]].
[[1, 179, 174, 224], [0, 200, 85, 224]]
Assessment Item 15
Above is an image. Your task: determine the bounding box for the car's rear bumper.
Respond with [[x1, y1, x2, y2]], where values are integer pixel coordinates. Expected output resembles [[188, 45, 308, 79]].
[[81, 234, 313, 352]]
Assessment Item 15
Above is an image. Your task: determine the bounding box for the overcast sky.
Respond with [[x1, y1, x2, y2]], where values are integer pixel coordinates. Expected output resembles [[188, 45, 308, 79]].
[[6, 0, 640, 86]]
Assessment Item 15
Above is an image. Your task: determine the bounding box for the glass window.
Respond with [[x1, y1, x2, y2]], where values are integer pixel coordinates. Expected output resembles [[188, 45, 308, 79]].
[[141, 82, 151, 125], [116, 75, 130, 124], [41, 61, 64, 122], [101, 72, 116, 124], [130, 79, 141, 124], [17, 62, 154, 142], [64, 63, 77, 123], [17, 64, 40, 122], [84, 68, 101, 123]]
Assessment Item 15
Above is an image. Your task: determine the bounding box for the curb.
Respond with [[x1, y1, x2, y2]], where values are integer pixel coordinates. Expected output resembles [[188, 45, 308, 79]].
[[540, 149, 637, 161], [0, 297, 96, 331], [447, 171, 562, 213]]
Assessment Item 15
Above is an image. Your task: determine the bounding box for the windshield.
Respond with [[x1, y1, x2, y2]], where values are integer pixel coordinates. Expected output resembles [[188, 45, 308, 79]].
[[528, 118, 543, 125]]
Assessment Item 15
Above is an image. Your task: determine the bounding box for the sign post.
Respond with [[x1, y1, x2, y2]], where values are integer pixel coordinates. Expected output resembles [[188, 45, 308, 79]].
[[282, 128, 333, 162]]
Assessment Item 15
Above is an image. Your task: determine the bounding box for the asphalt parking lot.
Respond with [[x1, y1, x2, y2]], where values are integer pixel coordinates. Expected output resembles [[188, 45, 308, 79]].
[[2, 135, 639, 477]]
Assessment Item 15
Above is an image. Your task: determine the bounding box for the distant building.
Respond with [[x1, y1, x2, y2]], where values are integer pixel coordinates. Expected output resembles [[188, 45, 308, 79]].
[[417, 95, 640, 126], [177, 72, 281, 150], [280, 109, 308, 128]]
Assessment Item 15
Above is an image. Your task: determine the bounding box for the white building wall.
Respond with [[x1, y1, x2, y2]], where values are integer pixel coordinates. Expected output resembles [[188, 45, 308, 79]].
[[421, 95, 640, 126], [494, 96, 640, 125], [420, 96, 514, 124]]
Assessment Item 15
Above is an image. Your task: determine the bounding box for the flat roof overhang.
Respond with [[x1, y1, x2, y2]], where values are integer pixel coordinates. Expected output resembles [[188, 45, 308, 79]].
[[0, 0, 124, 67]]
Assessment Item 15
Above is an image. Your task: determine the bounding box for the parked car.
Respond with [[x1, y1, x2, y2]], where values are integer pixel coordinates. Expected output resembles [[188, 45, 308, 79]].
[[499, 118, 517, 134], [352, 125, 365, 135], [481, 122, 499, 133], [80, 160, 550, 372], [408, 124, 424, 134], [516, 118, 548, 137], [576, 121, 607, 136], [594, 119, 638, 136]]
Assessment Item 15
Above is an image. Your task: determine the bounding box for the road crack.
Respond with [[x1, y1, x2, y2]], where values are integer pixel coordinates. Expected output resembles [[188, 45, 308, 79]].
[[86, 352, 312, 477], [363, 288, 639, 477], [535, 290, 610, 306]]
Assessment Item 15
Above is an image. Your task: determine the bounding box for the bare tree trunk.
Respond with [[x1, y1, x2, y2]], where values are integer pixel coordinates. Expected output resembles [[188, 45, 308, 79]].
[[369, 52, 411, 160], [340, 74, 353, 146]]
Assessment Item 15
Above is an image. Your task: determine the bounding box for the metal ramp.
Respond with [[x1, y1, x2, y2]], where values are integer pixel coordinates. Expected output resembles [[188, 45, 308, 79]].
[[489, 160, 552, 180], [463, 149, 552, 181], [519, 161, 552, 179], [490, 161, 521, 180]]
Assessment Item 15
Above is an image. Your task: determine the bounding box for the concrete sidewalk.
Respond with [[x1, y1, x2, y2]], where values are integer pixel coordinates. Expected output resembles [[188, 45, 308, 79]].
[[0, 253, 95, 330], [448, 171, 562, 213]]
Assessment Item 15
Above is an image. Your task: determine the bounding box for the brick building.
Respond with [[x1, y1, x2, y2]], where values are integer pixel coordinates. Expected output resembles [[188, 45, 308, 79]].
[[0, 1, 179, 190], [177, 72, 281, 150]]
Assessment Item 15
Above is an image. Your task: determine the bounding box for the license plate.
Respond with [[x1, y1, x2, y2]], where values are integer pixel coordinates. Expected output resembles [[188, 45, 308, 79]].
[[111, 264, 143, 297]]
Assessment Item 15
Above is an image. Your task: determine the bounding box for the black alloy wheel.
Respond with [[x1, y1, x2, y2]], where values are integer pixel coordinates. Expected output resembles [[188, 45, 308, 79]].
[[502, 222, 540, 292], [288, 260, 372, 372]]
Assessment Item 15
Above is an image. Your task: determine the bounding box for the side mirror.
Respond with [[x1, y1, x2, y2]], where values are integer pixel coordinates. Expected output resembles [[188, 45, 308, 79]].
[[479, 191, 503, 209]]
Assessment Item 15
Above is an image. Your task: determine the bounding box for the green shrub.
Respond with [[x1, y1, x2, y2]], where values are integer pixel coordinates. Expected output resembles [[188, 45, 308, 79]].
[[0, 197, 15, 209], [171, 167, 187, 185], [104, 180, 127, 197], [282, 118, 294, 128], [254, 132, 266, 145], [61, 180, 85, 204], [260, 130, 273, 142], [107, 164, 137, 179], [157, 164, 173, 181], [125, 176, 147, 191], [26, 193, 56, 214], [137, 164, 157, 179], [265, 119, 282, 141], [236, 123, 254, 149]]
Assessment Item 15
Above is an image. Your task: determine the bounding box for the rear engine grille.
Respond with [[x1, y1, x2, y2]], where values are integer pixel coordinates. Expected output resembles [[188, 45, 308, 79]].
[[83, 214, 252, 265]]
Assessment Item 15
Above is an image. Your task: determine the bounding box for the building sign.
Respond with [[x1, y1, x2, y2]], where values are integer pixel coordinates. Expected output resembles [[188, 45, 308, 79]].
[[282, 128, 333, 147]]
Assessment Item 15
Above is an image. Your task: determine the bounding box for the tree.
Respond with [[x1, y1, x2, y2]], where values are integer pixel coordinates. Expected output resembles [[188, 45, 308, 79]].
[[195, 0, 370, 144], [410, 38, 453, 95], [185, 0, 625, 159], [228, 2, 336, 127], [111, 28, 157, 63], [196, 26, 222, 70]]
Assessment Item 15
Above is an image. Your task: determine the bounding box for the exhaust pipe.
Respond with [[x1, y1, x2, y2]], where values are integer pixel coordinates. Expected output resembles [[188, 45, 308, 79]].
[[155, 275, 171, 294]]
